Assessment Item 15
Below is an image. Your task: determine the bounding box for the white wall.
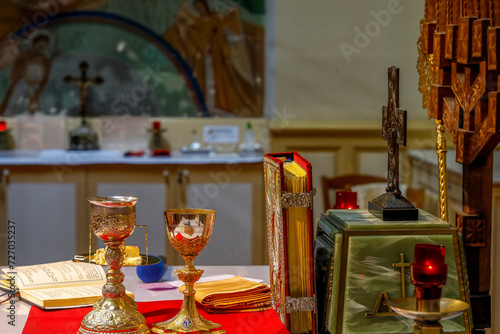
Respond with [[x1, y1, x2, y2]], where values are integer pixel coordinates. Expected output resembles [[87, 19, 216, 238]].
[[274, 0, 426, 122]]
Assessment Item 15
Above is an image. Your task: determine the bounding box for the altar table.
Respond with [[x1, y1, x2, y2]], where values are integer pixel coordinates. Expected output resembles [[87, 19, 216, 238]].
[[0, 265, 287, 334]]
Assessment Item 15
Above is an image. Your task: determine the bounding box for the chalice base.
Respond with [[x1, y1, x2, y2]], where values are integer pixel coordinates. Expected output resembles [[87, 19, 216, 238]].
[[78, 295, 150, 334], [150, 295, 226, 334]]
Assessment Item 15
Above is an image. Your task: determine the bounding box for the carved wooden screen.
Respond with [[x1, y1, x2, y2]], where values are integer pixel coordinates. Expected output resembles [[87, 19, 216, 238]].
[[420, 1, 500, 332]]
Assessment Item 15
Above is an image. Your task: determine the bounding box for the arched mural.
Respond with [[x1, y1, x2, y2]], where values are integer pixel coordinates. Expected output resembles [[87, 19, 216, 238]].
[[0, 0, 266, 117]]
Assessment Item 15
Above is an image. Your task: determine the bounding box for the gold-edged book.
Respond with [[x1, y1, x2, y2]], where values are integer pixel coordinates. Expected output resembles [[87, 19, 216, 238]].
[[1, 260, 133, 309], [263, 152, 316, 334]]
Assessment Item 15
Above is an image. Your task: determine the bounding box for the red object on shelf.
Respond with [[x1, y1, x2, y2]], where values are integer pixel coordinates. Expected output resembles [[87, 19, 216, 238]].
[[151, 149, 170, 156], [411, 243, 448, 299], [333, 191, 359, 209], [153, 121, 161, 130], [0, 120, 6, 132]]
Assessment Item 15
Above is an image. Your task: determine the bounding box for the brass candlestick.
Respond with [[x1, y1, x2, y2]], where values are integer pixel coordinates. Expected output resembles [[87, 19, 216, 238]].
[[151, 209, 226, 334], [78, 196, 149, 334]]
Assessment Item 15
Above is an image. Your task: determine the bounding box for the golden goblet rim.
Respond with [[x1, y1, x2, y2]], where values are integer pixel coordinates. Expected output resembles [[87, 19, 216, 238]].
[[88, 196, 139, 205], [164, 208, 215, 215]]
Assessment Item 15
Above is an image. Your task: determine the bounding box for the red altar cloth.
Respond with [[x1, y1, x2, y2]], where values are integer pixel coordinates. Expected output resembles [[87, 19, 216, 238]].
[[22, 300, 289, 333]]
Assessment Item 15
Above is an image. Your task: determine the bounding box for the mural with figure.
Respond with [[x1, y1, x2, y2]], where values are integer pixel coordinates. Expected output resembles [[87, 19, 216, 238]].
[[0, 0, 266, 117]]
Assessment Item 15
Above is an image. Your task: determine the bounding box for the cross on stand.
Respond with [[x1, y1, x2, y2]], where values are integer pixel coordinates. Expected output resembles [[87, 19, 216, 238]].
[[63, 61, 103, 119], [368, 67, 418, 220], [64, 61, 102, 150], [383, 67, 406, 196]]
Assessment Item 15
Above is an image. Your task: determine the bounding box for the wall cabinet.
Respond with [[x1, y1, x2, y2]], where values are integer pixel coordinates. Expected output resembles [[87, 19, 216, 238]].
[[0, 165, 87, 267], [0, 156, 266, 267]]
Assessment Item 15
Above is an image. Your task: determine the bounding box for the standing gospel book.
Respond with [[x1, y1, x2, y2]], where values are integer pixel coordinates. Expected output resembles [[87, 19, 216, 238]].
[[1, 260, 132, 309], [263, 152, 316, 334]]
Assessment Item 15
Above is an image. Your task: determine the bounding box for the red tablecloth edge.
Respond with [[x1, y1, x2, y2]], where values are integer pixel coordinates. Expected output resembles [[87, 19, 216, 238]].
[[22, 300, 290, 334]]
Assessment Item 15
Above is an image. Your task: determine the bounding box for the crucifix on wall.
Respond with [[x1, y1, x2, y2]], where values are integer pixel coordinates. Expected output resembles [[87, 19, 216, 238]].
[[64, 61, 103, 119], [368, 66, 418, 221]]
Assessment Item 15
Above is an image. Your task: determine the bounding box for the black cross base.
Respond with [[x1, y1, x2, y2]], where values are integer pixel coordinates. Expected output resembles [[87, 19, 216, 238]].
[[368, 192, 418, 221]]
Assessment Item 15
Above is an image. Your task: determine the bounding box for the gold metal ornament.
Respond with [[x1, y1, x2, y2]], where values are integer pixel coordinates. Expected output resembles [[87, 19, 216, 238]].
[[389, 297, 469, 334], [417, 19, 449, 222], [150, 209, 226, 334], [435, 119, 449, 222], [78, 196, 150, 334]]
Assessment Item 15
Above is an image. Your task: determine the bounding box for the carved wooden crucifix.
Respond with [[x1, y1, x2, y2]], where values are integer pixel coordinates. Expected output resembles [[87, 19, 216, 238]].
[[369, 67, 417, 221], [382, 66, 407, 197], [63, 61, 103, 119]]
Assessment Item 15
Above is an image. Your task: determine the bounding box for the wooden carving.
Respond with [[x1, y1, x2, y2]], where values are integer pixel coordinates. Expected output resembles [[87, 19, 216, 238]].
[[421, 1, 500, 331]]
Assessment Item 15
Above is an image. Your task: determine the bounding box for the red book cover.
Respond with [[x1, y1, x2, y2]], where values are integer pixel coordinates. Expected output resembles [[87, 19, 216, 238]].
[[263, 152, 315, 334]]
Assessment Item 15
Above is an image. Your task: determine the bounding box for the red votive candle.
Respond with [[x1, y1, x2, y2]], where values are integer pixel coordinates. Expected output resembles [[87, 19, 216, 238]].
[[0, 120, 6, 132], [153, 121, 161, 130], [333, 191, 359, 209], [411, 244, 447, 300]]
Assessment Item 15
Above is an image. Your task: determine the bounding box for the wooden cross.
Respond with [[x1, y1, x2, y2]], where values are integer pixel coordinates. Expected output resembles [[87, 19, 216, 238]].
[[392, 253, 410, 298], [63, 61, 103, 118], [382, 67, 407, 197]]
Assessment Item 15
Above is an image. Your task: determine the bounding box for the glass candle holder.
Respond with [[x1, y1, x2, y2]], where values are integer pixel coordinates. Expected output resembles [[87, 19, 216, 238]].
[[334, 191, 359, 209], [411, 244, 447, 300]]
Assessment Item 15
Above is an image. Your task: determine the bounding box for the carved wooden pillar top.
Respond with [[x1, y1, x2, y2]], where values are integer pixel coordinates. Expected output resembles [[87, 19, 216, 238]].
[[420, 0, 500, 330]]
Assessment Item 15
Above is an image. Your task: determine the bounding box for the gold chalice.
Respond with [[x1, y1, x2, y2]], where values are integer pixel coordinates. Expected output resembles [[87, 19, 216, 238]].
[[79, 196, 149, 334], [151, 209, 226, 334]]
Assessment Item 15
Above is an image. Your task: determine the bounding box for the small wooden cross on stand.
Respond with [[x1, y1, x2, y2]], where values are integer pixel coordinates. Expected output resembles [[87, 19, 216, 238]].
[[64, 61, 103, 120], [368, 67, 418, 220], [64, 61, 103, 150]]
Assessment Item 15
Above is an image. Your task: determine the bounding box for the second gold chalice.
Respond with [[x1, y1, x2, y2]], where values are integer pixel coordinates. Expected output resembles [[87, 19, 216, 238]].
[[151, 209, 226, 334]]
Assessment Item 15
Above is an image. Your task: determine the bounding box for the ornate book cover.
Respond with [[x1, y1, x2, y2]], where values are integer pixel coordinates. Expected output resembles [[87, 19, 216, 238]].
[[263, 152, 315, 334]]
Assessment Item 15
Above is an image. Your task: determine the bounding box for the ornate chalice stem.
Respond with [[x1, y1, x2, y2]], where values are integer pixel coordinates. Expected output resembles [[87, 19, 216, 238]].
[[103, 241, 126, 299], [172, 260, 206, 328]]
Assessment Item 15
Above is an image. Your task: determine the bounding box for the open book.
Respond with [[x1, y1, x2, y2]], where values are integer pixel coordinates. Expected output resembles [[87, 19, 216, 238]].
[[1, 260, 132, 309]]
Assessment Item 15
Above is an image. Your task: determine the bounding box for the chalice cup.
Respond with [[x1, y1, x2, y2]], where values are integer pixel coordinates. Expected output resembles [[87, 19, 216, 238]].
[[151, 209, 226, 334], [79, 196, 150, 334]]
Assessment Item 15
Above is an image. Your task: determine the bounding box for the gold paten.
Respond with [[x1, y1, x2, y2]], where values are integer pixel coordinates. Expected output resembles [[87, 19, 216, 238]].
[[79, 196, 150, 334], [150, 209, 226, 334]]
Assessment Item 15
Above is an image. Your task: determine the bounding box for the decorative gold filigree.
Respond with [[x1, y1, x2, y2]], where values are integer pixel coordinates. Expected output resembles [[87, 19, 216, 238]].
[[285, 296, 315, 313], [280, 189, 316, 208], [417, 19, 438, 114], [91, 212, 136, 241], [263, 160, 287, 325], [168, 237, 210, 261], [436, 119, 449, 222]]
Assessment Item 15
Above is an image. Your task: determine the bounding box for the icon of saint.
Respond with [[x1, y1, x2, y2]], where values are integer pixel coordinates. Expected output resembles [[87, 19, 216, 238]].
[[0, 32, 58, 115], [164, 0, 261, 116]]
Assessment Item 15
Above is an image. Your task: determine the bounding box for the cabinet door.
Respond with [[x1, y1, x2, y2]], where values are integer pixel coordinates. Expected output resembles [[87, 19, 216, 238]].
[[0, 165, 86, 266], [178, 163, 265, 265], [87, 165, 173, 260]]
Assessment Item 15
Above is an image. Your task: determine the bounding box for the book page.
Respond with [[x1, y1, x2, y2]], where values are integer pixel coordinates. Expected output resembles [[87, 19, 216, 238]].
[[23, 285, 103, 302], [1, 261, 106, 290], [22, 285, 134, 309]]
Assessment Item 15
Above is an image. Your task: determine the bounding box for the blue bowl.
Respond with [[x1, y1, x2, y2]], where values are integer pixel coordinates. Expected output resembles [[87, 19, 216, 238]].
[[136, 255, 166, 283]]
